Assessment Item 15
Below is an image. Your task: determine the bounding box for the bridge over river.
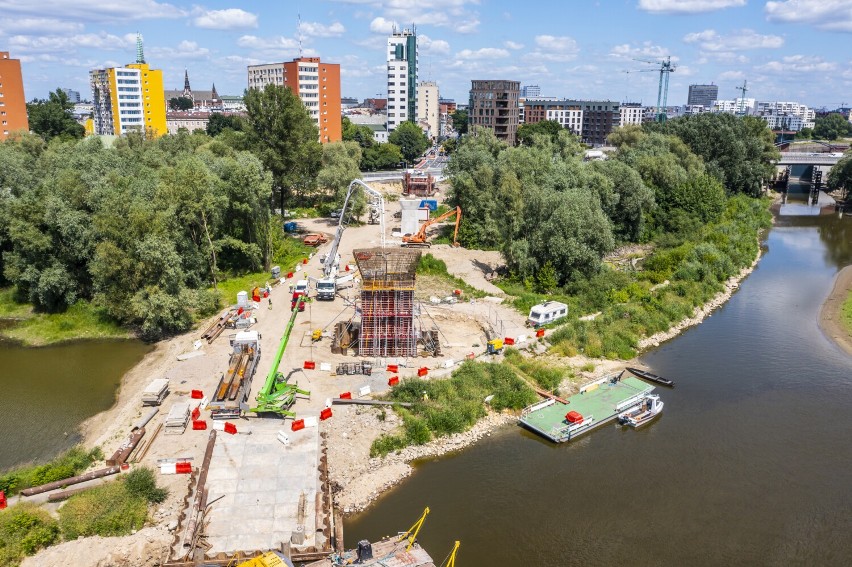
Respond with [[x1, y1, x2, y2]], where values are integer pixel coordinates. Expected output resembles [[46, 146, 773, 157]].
[[777, 152, 844, 166]]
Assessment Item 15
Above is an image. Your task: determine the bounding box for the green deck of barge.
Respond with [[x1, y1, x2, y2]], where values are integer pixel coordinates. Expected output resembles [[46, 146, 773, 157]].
[[520, 375, 654, 442]]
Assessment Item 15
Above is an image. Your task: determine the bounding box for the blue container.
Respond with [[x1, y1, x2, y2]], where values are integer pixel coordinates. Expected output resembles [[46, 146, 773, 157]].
[[283, 221, 298, 233], [419, 199, 438, 211]]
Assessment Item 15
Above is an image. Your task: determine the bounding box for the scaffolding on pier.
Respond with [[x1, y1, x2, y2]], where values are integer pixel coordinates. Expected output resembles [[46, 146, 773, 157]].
[[354, 248, 421, 357]]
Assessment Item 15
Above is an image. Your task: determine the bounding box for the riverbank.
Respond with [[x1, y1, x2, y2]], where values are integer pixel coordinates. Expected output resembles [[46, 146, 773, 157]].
[[819, 265, 852, 356]]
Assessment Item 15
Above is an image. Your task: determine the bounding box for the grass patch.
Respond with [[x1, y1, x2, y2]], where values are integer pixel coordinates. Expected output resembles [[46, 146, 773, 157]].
[[58, 467, 166, 540], [0, 503, 60, 566], [0, 446, 103, 496], [842, 289, 852, 337], [503, 348, 572, 392], [416, 254, 487, 298], [370, 361, 536, 457], [0, 293, 129, 346], [58, 480, 148, 539]]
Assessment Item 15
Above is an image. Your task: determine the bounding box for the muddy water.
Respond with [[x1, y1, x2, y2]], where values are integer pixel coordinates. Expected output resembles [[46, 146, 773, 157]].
[[0, 339, 150, 471], [348, 207, 852, 565]]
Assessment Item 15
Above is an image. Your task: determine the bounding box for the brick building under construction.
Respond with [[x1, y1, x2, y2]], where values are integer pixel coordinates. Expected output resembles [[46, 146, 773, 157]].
[[354, 247, 420, 357]]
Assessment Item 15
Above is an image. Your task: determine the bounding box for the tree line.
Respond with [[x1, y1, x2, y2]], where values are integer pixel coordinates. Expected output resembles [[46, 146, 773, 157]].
[[447, 113, 779, 287]]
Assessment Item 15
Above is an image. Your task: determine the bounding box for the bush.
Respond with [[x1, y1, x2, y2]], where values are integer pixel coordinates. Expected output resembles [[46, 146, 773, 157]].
[[123, 467, 168, 504], [0, 503, 60, 564], [0, 446, 103, 496], [59, 481, 148, 539]]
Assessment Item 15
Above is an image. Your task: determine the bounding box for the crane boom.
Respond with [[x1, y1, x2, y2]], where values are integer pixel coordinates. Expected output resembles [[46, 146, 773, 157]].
[[322, 179, 386, 279], [402, 206, 461, 247]]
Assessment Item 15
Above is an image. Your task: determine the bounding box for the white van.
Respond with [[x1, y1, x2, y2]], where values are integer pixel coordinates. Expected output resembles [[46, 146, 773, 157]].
[[527, 301, 568, 327], [293, 280, 309, 297]]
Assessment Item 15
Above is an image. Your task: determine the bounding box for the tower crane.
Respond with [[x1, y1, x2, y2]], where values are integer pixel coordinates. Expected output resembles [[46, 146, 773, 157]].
[[735, 80, 749, 115], [631, 56, 676, 122], [314, 179, 385, 300]]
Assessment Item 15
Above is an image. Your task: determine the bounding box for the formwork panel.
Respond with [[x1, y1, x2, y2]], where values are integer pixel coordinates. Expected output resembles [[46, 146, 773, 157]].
[[354, 248, 420, 358]]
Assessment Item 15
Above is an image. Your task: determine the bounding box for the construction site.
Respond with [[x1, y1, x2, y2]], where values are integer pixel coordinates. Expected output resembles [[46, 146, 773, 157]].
[[16, 177, 526, 567]]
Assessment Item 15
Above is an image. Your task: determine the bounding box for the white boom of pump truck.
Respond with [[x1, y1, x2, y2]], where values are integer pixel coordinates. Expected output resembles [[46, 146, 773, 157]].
[[315, 179, 385, 300]]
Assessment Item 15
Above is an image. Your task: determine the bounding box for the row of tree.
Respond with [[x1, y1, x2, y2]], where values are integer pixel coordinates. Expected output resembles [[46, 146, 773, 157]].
[[0, 131, 273, 339], [447, 113, 779, 285]]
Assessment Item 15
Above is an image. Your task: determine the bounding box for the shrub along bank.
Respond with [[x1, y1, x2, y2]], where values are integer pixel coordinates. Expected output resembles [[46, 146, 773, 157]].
[[0, 446, 103, 496], [370, 361, 537, 457]]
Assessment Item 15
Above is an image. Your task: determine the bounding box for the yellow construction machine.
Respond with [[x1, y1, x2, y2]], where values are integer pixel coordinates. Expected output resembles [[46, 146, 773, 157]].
[[487, 338, 504, 355]]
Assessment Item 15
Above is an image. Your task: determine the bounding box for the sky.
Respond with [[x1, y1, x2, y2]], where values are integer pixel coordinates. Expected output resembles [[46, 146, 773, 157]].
[[2, 0, 851, 108]]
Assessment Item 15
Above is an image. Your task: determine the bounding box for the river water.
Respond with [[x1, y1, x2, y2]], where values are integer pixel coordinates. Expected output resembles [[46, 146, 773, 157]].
[[0, 339, 150, 471], [347, 203, 852, 565]]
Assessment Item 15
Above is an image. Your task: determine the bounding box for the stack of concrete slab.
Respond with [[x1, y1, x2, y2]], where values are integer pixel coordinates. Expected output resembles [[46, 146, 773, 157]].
[[142, 378, 169, 406], [164, 402, 190, 435]]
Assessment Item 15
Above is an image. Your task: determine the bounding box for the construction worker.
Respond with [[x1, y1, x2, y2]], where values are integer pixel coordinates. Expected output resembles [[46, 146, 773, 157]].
[[268, 297, 273, 310]]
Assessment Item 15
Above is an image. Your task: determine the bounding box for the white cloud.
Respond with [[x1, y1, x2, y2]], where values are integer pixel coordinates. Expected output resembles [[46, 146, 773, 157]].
[[765, 1, 852, 32], [8, 32, 133, 54], [456, 47, 510, 60], [0, 0, 183, 22], [683, 29, 784, 51], [370, 17, 397, 34], [758, 55, 838, 73], [0, 17, 84, 34], [532, 35, 579, 61], [236, 35, 299, 51], [638, 0, 745, 13], [149, 40, 211, 60], [504, 41, 524, 50], [719, 70, 745, 80], [609, 42, 675, 61], [299, 21, 346, 38], [419, 34, 451, 55], [193, 8, 258, 30]]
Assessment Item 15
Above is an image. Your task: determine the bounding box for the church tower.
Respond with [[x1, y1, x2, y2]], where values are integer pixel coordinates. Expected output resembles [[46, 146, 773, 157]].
[[182, 69, 193, 101]]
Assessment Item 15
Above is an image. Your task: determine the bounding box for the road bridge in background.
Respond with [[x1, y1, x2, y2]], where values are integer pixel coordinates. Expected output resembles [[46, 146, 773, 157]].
[[777, 152, 844, 166]]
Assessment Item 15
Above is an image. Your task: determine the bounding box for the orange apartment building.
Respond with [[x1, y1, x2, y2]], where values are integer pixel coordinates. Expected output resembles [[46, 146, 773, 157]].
[[0, 52, 29, 141], [247, 57, 341, 143]]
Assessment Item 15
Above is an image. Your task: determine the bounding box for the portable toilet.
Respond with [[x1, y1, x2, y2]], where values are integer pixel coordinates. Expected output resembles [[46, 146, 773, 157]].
[[271, 266, 281, 279], [237, 291, 249, 308]]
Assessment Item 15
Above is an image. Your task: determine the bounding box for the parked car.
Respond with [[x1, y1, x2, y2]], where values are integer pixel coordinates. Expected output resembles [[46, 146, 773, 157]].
[[330, 209, 343, 219]]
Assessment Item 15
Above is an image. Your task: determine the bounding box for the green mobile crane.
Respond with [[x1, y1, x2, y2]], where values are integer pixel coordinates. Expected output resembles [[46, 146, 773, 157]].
[[250, 296, 311, 417]]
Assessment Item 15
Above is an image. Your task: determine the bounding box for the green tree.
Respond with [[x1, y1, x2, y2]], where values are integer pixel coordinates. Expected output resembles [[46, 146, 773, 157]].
[[588, 159, 655, 241], [244, 84, 322, 210], [318, 142, 364, 216], [206, 113, 245, 137], [451, 109, 468, 134], [827, 152, 852, 200], [813, 113, 852, 141], [341, 117, 375, 148], [361, 143, 403, 171], [388, 121, 429, 162], [168, 96, 194, 111], [652, 113, 778, 196], [517, 120, 563, 145], [26, 89, 85, 142], [795, 127, 813, 140]]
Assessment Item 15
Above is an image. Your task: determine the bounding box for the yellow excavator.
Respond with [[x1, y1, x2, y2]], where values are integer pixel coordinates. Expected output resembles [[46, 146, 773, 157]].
[[402, 206, 462, 247]]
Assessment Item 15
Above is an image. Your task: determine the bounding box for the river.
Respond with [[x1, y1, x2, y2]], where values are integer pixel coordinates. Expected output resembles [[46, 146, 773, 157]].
[[0, 339, 150, 471], [347, 201, 852, 565]]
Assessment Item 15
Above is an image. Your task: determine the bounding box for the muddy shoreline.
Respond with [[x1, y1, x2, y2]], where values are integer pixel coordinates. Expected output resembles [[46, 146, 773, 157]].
[[818, 265, 852, 356]]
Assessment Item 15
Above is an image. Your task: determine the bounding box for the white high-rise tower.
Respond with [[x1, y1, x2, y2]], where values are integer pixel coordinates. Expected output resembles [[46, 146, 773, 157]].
[[386, 26, 417, 132]]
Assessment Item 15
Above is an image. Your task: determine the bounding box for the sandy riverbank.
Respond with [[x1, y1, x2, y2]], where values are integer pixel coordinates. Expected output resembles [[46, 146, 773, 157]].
[[818, 265, 852, 356]]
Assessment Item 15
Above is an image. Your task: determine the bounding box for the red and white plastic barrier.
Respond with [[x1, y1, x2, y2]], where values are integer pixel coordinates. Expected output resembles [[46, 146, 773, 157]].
[[388, 376, 400, 387], [304, 361, 316, 370], [320, 407, 333, 421], [192, 420, 207, 430], [291, 419, 305, 431], [387, 364, 399, 373], [417, 367, 429, 377], [339, 391, 352, 399], [213, 421, 238, 434], [160, 462, 192, 475], [504, 337, 515, 346]]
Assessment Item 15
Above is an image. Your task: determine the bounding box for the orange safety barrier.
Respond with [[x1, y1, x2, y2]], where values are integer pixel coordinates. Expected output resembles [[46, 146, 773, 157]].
[[340, 391, 352, 399], [387, 364, 399, 373], [504, 337, 515, 345], [291, 419, 305, 431], [120, 463, 130, 470], [175, 462, 192, 474], [304, 361, 316, 370], [191, 389, 203, 399], [320, 407, 333, 421], [536, 328, 545, 338], [191, 407, 200, 421], [192, 420, 207, 430], [388, 376, 400, 387], [287, 272, 294, 279], [224, 422, 237, 435], [0, 490, 6, 510], [302, 258, 308, 265], [466, 352, 476, 360], [418, 367, 428, 377]]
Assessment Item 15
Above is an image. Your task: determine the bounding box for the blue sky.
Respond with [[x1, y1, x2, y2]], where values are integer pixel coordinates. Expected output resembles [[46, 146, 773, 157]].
[[2, 0, 851, 108]]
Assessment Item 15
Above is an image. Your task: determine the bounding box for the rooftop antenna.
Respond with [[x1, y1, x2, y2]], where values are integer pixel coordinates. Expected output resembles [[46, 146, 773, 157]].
[[135, 33, 145, 64], [297, 13, 303, 58]]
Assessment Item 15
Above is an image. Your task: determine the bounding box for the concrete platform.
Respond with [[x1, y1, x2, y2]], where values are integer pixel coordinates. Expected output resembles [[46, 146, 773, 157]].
[[204, 418, 321, 554]]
